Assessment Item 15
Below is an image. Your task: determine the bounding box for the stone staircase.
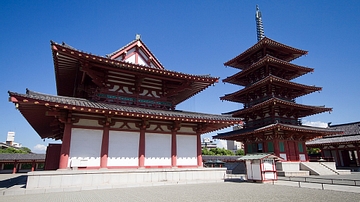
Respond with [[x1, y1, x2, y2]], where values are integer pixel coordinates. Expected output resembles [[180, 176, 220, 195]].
[[300, 162, 351, 175]]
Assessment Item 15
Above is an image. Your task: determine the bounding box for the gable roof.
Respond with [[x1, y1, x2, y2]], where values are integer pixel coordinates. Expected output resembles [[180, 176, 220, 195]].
[[51, 41, 219, 105], [106, 37, 165, 69]]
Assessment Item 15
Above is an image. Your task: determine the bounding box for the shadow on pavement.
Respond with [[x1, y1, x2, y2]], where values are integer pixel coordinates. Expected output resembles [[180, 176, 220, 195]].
[[0, 175, 27, 189]]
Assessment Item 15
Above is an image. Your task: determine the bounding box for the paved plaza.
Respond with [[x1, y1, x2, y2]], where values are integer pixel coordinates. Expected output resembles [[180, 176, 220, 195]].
[[1, 173, 360, 201], [1, 181, 360, 202]]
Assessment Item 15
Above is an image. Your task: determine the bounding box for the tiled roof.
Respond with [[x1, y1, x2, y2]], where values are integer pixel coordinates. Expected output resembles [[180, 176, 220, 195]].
[[227, 97, 331, 118], [306, 135, 360, 146], [214, 123, 339, 140], [9, 89, 242, 122], [221, 75, 322, 102], [0, 153, 45, 161], [238, 153, 282, 160], [224, 37, 308, 69], [51, 41, 219, 103], [223, 54, 314, 85], [306, 121, 360, 146], [105, 38, 165, 69]]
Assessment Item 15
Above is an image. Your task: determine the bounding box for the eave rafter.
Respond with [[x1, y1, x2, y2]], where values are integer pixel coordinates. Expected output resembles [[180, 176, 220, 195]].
[[221, 75, 322, 103], [9, 90, 242, 136], [80, 62, 105, 87], [164, 80, 193, 97], [232, 97, 332, 118]]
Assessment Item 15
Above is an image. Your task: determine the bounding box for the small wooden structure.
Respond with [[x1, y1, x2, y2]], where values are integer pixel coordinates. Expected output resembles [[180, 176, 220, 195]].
[[238, 153, 281, 182]]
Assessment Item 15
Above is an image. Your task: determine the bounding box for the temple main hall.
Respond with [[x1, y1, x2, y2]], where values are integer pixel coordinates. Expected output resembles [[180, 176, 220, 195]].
[[8, 36, 241, 171]]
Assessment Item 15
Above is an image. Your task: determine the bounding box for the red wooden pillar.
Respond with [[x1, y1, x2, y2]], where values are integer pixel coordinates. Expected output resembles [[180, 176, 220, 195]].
[[12, 161, 18, 174], [31, 161, 36, 171], [273, 140, 280, 157], [335, 146, 341, 166], [284, 140, 289, 161], [303, 142, 309, 161], [197, 133, 202, 167], [171, 130, 177, 167], [59, 122, 72, 169], [138, 128, 146, 168], [244, 143, 248, 154], [294, 141, 300, 161], [356, 145, 360, 166], [100, 125, 110, 169]]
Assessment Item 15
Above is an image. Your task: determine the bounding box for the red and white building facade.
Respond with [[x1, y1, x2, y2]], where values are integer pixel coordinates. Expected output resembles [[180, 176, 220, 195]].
[[9, 37, 242, 171]]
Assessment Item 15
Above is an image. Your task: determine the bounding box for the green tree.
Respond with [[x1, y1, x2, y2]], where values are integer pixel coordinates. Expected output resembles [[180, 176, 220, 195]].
[[20, 147, 32, 153], [235, 149, 245, 156], [307, 147, 321, 155], [0, 147, 31, 154], [202, 147, 240, 156]]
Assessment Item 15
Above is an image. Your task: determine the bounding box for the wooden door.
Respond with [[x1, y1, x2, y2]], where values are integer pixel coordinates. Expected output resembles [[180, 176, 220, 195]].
[[287, 141, 297, 161]]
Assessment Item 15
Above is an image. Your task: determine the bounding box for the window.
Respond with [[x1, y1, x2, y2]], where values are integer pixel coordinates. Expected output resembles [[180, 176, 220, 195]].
[[267, 142, 274, 152], [279, 141, 285, 152], [298, 142, 304, 153]]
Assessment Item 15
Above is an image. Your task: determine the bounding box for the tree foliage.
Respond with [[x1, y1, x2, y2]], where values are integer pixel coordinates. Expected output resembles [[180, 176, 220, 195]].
[[202, 148, 234, 156], [235, 149, 245, 156], [307, 147, 321, 155], [0, 147, 31, 154]]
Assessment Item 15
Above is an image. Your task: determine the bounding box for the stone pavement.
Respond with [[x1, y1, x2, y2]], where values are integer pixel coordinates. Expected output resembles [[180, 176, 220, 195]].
[[1, 173, 360, 201]]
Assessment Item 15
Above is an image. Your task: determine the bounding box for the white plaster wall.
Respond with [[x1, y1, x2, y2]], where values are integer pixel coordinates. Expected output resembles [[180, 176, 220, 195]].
[[125, 54, 136, 64], [108, 131, 139, 166], [299, 154, 306, 161], [176, 135, 197, 166], [251, 160, 262, 180], [145, 133, 171, 166], [138, 56, 147, 66], [280, 153, 287, 161], [69, 128, 102, 167]]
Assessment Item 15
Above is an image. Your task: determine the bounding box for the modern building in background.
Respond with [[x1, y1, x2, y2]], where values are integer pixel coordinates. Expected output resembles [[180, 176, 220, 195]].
[[3, 132, 21, 148]]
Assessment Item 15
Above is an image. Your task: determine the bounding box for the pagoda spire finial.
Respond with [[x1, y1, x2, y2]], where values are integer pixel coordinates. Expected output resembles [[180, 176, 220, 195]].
[[255, 5, 265, 41]]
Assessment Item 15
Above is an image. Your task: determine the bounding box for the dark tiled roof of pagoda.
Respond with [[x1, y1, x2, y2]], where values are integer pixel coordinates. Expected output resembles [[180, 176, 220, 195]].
[[224, 37, 308, 69], [226, 97, 332, 118], [220, 75, 322, 103], [51, 41, 218, 105], [306, 121, 360, 146], [214, 123, 340, 141], [105, 38, 164, 69], [0, 153, 45, 161], [223, 55, 314, 85]]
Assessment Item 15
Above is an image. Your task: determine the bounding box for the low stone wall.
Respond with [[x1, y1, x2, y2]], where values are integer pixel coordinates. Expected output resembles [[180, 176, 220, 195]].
[[26, 168, 226, 191]]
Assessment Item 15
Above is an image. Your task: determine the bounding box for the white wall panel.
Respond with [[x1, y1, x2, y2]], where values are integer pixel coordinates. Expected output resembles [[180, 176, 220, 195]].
[[125, 54, 136, 64], [108, 131, 139, 166], [176, 135, 197, 166], [145, 133, 171, 166], [69, 128, 102, 167]]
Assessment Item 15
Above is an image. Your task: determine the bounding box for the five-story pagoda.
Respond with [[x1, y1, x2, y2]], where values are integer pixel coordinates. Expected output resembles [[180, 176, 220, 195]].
[[214, 6, 340, 161]]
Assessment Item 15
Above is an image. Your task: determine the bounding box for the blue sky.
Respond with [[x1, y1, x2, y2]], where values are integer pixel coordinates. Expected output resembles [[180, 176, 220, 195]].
[[1, 1, 359, 153]]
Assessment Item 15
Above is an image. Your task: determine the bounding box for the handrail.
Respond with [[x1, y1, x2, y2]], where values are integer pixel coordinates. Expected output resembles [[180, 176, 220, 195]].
[[279, 176, 360, 187]]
